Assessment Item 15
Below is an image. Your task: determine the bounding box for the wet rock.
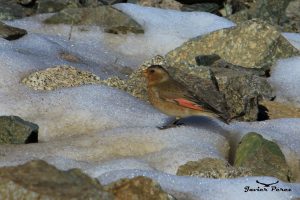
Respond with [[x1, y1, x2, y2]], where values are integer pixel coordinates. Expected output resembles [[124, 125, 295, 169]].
[[177, 158, 252, 178], [37, 0, 79, 13], [21, 65, 101, 91], [234, 132, 293, 182], [260, 100, 300, 119], [0, 116, 38, 144], [165, 19, 299, 70], [0, 0, 35, 20], [0, 21, 27, 40], [137, 0, 183, 10], [44, 6, 144, 34], [104, 176, 170, 200], [229, 0, 292, 25], [0, 160, 113, 199]]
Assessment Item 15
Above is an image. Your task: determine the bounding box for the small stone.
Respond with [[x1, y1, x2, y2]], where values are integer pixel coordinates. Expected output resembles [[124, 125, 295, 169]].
[[234, 132, 293, 182], [0, 21, 27, 40], [104, 176, 170, 200], [0, 116, 38, 144], [59, 52, 81, 63], [21, 65, 101, 91], [177, 158, 252, 178]]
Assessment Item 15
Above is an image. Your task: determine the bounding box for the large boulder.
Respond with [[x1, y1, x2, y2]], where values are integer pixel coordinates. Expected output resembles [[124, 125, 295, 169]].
[[0, 160, 113, 200]]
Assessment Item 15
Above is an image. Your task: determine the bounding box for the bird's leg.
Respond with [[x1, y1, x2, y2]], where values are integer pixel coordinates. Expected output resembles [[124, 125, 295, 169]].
[[157, 117, 184, 130]]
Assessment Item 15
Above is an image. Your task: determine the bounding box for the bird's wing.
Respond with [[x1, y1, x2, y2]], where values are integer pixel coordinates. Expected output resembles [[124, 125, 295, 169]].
[[157, 82, 221, 114]]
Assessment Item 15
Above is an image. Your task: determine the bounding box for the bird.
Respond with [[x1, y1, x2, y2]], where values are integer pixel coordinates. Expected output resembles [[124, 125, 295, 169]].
[[143, 65, 229, 129]]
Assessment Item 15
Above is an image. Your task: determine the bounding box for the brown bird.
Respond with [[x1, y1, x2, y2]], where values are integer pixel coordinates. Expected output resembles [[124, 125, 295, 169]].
[[143, 65, 229, 129]]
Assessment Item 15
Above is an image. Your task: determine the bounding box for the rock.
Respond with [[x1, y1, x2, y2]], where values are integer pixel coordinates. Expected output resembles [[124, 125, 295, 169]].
[[234, 132, 293, 182], [16, 0, 35, 6], [0, 21, 27, 40], [44, 6, 144, 34], [0, 160, 113, 199], [59, 52, 81, 63], [21, 65, 101, 91], [137, 0, 183, 10], [165, 19, 299, 70], [0, 116, 38, 144], [259, 100, 300, 119], [37, 0, 79, 13], [0, 0, 35, 20], [229, 0, 292, 25], [176, 0, 224, 5], [177, 158, 252, 178], [99, 0, 126, 5], [181, 3, 220, 13], [285, 0, 300, 32], [104, 176, 170, 200]]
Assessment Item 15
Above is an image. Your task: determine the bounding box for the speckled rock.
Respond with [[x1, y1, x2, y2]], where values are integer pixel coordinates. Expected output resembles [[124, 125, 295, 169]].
[[165, 19, 299, 70], [37, 0, 79, 13], [177, 158, 252, 178], [229, 0, 292, 25], [0, 160, 113, 200], [0, 0, 35, 20], [260, 100, 300, 119], [0, 116, 38, 144], [137, 0, 183, 10], [0, 21, 27, 40], [234, 132, 293, 182], [104, 176, 170, 200], [21, 65, 101, 91], [44, 6, 144, 34], [181, 3, 220, 13]]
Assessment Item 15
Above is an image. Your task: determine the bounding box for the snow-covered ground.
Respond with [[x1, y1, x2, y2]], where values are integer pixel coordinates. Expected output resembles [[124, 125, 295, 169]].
[[1, 3, 300, 200]]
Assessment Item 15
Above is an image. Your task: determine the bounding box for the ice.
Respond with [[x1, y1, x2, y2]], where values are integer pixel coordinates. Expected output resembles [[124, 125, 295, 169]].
[[268, 56, 300, 105]]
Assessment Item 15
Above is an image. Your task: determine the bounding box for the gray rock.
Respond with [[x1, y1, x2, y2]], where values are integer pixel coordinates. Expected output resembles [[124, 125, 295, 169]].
[[0, 0, 35, 20], [0, 160, 113, 199], [137, 0, 183, 10], [0, 116, 38, 144], [44, 6, 144, 34], [177, 158, 252, 178], [165, 19, 299, 70], [229, 0, 293, 26], [37, 0, 79, 13], [181, 3, 220, 13], [234, 132, 294, 182], [0, 21, 27, 40]]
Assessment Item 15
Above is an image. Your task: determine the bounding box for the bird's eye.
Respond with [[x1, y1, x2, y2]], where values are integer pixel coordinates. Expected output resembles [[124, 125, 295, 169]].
[[150, 69, 155, 73]]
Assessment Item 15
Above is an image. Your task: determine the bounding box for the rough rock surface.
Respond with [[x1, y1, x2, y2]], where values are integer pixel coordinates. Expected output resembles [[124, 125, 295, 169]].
[[260, 100, 300, 119], [0, 21, 27, 40], [0, 160, 113, 200], [229, 0, 292, 25], [44, 6, 144, 34], [0, 116, 38, 144], [0, 0, 35, 20], [177, 158, 252, 178], [37, 0, 80, 13], [137, 0, 182, 10], [104, 176, 170, 200], [165, 19, 299, 70], [21, 65, 101, 91], [234, 132, 293, 182]]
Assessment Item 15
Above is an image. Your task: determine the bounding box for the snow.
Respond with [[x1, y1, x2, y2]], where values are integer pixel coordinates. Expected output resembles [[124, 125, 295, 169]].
[[283, 33, 300, 50], [269, 57, 300, 106], [0, 3, 300, 200]]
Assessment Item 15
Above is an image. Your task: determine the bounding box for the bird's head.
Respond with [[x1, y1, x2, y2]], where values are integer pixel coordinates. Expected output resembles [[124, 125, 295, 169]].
[[143, 65, 170, 86]]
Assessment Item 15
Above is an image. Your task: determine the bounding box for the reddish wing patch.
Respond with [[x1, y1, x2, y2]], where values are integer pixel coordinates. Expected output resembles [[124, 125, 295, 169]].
[[174, 98, 204, 111]]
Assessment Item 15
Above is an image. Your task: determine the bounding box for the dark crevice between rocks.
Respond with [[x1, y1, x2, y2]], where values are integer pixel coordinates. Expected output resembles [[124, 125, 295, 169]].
[[257, 104, 270, 121], [25, 130, 38, 144], [17, 0, 37, 8], [227, 131, 241, 166]]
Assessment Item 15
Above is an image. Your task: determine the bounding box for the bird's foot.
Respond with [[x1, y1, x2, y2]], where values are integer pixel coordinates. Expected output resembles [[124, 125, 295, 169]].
[[157, 121, 185, 130]]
